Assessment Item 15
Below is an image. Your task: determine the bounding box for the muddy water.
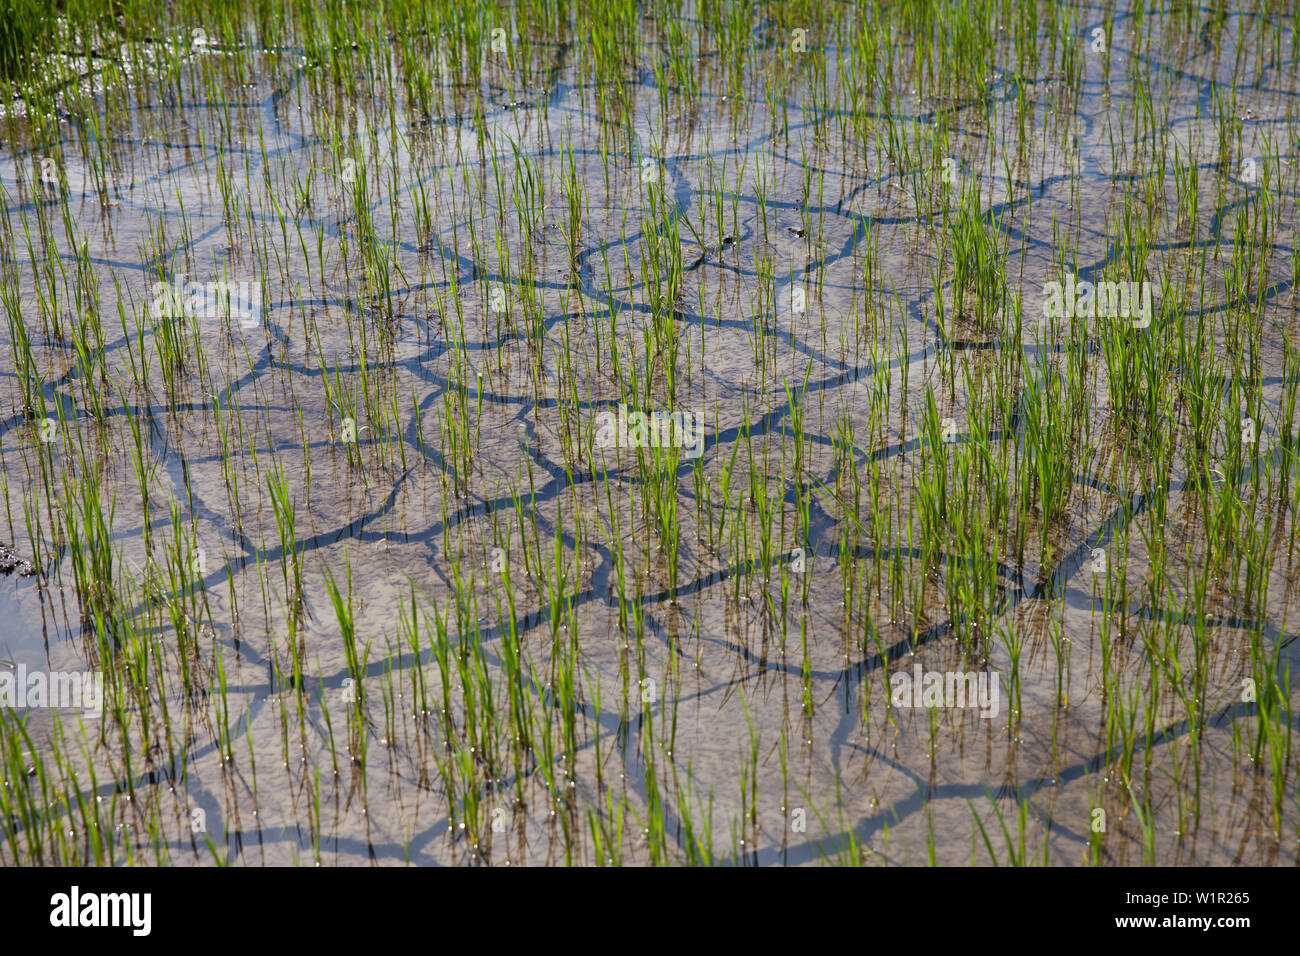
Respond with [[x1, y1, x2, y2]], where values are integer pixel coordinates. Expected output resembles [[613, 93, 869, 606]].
[[1, 6, 1298, 864]]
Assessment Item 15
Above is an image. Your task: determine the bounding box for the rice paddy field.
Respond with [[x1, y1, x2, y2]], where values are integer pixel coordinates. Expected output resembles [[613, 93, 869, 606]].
[[0, 0, 1298, 868]]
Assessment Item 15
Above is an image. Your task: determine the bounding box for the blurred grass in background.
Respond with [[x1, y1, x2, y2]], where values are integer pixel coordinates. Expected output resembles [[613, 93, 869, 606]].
[[1, 0, 55, 79]]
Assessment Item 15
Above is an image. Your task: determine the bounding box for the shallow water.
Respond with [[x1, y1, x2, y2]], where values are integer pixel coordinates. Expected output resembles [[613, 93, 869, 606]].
[[1, 3, 1299, 864]]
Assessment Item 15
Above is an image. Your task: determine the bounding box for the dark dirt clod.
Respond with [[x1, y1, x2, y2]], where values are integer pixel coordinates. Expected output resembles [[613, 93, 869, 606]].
[[0, 543, 36, 577]]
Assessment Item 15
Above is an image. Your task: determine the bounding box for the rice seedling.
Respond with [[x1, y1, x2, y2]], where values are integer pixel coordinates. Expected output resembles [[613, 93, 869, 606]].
[[0, 0, 1295, 871]]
